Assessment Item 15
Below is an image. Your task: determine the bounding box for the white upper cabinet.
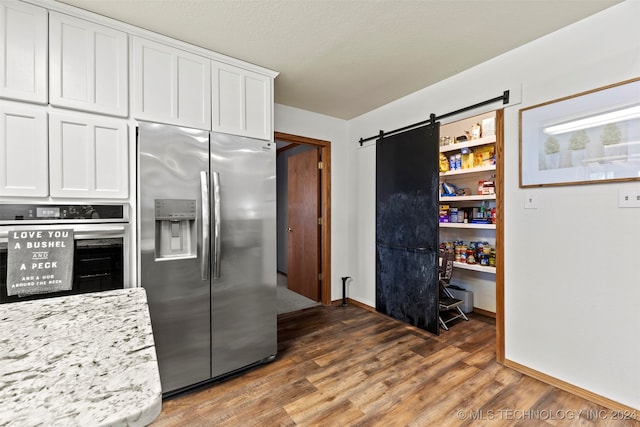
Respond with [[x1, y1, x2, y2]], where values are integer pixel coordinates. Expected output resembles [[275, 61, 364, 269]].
[[212, 61, 273, 140], [132, 37, 211, 130], [0, 0, 48, 104], [49, 12, 128, 117], [49, 109, 128, 199], [0, 100, 48, 197]]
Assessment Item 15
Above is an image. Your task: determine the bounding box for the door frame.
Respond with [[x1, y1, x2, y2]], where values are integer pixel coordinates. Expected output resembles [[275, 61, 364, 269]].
[[275, 132, 331, 306], [495, 109, 505, 363]]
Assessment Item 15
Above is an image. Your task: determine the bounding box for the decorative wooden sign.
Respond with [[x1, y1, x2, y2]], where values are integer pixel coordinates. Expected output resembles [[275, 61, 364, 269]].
[[6, 228, 74, 297]]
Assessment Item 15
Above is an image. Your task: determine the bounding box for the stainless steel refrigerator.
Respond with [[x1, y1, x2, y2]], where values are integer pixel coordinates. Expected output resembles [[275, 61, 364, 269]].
[[138, 122, 277, 395]]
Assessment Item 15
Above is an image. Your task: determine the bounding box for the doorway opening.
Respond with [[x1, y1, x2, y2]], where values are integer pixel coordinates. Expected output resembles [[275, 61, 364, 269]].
[[436, 110, 504, 360], [275, 132, 331, 310]]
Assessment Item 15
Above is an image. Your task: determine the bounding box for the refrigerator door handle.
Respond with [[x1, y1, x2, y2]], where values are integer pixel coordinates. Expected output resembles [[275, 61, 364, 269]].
[[200, 170, 210, 281], [212, 170, 221, 279]]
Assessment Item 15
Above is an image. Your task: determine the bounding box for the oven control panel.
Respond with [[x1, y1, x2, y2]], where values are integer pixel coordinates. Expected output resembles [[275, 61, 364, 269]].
[[0, 204, 127, 223]]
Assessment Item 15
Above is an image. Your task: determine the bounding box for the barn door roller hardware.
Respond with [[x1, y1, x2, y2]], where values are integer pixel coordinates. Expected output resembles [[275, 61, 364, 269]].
[[358, 90, 510, 146]]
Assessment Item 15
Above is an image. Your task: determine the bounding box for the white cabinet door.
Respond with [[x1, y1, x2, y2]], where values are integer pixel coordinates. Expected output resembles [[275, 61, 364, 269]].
[[0, 0, 48, 104], [0, 100, 48, 197], [132, 37, 211, 130], [212, 62, 272, 140], [49, 12, 128, 117], [49, 110, 128, 199]]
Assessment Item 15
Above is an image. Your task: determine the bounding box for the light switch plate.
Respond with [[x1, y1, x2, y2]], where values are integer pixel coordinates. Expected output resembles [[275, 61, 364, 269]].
[[524, 191, 538, 209], [619, 189, 640, 208]]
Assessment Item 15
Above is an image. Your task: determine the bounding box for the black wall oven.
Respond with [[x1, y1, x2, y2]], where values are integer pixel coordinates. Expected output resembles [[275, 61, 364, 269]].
[[0, 204, 129, 303]]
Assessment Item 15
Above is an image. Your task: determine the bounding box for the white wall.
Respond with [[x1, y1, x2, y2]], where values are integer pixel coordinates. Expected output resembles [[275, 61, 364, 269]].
[[348, 0, 640, 410], [273, 104, 351, 303]]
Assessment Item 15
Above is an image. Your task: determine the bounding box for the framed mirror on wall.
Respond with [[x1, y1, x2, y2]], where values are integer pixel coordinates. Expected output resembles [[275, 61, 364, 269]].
[[519, 77, 640, 187]]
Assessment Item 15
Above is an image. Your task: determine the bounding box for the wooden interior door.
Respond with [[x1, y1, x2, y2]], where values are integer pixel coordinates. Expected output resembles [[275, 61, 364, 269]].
[[287, 148, 320, 301]]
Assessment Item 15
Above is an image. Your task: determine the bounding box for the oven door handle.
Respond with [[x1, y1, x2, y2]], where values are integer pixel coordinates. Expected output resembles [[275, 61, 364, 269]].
[[73, 225, 127, 240], [0, 225, 127, 241]]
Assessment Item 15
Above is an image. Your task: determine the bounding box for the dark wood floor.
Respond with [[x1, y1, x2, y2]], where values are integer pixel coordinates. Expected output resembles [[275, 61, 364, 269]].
[[152, 304, 638, 426]]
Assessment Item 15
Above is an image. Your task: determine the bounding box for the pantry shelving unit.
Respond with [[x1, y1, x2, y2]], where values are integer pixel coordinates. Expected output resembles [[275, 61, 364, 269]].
[[439, 135, 496, 153], [439, 222, 496, 230], [440, 195, 496, 202], [438, 110, 503, 316], [453, 262, 496, 273], [439, 164, 496, 177]]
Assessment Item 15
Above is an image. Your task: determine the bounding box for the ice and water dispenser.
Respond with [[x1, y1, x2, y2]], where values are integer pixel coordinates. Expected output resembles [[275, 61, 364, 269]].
[[154, 199, 197, 260]]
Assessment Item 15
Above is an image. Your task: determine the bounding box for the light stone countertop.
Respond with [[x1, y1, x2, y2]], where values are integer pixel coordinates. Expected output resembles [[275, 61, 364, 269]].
[[0, 288, 162, 427]]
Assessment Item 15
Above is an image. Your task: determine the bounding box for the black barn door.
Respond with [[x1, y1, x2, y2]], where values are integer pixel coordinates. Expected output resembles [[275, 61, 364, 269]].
[[376, 124, 440, 334]]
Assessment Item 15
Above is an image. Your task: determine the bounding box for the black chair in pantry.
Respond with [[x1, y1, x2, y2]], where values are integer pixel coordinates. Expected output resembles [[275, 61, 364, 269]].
[[438, 251, 469, 331]]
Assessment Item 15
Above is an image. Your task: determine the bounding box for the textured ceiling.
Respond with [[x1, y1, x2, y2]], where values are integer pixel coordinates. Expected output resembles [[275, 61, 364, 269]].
[[57, 0, 622, 120]]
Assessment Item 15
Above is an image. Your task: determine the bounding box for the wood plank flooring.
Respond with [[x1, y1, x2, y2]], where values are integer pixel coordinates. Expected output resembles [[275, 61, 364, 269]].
[[152, 305, 639, 426]]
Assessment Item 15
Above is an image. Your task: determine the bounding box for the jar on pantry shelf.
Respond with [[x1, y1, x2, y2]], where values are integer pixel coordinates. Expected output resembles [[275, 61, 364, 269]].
[[466, 249, 476, 264], [482, 243, 491, 255], [476, 241, 484, 258], [440, 136, 453, 146], [450, 208, 458, 223], [479, 252, 489, 266], [445, 241, 454, 253], [459, 208, 467, 223], [471, 123, 481, 139], [439, 153, 449, 172]]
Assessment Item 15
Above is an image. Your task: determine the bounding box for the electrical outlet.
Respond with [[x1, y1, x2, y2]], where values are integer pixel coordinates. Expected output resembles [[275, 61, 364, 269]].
[[524, 191, 538, 209], [619, 189, 640, 208]]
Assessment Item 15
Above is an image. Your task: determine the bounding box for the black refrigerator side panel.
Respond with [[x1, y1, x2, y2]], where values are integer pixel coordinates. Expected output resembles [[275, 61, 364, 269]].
[[375, 124, 440, 334]]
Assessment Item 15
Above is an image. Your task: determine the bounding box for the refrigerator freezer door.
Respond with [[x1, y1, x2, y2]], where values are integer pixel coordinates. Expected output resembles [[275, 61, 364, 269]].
[[210, 133, 277, 378], [139, 122, 211, 393]]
